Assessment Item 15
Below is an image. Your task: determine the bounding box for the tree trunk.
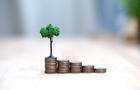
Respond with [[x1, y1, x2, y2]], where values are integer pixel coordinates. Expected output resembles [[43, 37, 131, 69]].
[[138, 19, 140, 44], [50, 37, 53, 57]]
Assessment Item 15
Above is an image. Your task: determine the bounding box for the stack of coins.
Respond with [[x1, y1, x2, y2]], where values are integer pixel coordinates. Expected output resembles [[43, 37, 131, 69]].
[[57, 60, 70, 73], [94, 67, 106, 73], [70, 61, 82, 73], [45, 56, 57, 73], [82, 65, 94, 73]]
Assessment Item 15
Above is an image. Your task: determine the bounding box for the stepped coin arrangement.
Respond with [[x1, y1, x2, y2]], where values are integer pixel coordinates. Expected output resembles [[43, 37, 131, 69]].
[[44, 58, 106, 74], [70, 61, 82, 73], [57, 60, 70, 73], [82, 65, 94, 73], [44, 56, 106, 74], [45, 56, 57, 73]]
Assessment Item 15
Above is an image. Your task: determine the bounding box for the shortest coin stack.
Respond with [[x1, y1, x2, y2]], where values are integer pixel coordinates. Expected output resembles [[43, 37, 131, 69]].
[[94, 67, 106, 73], [45, 56, 57, 73], [57, 60, 70, 73], [82, 65, 94, 73], [70, 61, 82, 73]]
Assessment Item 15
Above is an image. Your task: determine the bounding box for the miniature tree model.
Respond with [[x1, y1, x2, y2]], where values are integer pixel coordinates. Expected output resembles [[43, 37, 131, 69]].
[[40, 24, 60, 57]]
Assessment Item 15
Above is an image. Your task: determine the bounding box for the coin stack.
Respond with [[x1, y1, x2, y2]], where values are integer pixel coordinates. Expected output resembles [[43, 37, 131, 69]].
[[82, 65, 94, 73], [45, 56, 57, 73], [70, 61, 82, 73], [57, 60, 70, 73], [94, 67, 106, 73]]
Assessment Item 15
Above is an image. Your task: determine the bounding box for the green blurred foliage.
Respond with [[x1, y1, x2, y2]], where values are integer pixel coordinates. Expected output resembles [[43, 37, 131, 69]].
[[40, 24, 60, 38], [122, 0, 140, 18]]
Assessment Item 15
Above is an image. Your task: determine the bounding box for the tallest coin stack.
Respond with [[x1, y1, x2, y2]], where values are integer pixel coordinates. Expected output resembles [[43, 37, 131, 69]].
[[45, 56, 57, 73]]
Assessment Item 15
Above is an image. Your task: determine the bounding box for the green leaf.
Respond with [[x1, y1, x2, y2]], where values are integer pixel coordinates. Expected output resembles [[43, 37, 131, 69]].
[[122, 0, 140, 18], [46, 24, 53, 30], [53, 26, 60, 36], [40, 27, 49, 38]]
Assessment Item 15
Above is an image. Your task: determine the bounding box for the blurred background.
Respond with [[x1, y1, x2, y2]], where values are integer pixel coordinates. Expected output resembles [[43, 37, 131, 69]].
[[0, 0, 140, 90], [0, 0, 140, 44], [0, 0, 130, 37]]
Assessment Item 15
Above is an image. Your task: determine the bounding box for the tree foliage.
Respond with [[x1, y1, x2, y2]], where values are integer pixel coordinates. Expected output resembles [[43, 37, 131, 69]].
[[122, 0, 140, 18], [40, 24, 60, 38]]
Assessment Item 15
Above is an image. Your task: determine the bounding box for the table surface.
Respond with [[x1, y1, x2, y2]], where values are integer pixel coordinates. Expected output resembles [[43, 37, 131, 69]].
[[0, 36, 140, 90]]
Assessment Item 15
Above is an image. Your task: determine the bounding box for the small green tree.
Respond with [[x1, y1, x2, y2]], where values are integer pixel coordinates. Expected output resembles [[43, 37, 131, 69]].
[[40, 24, 60, 57]]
